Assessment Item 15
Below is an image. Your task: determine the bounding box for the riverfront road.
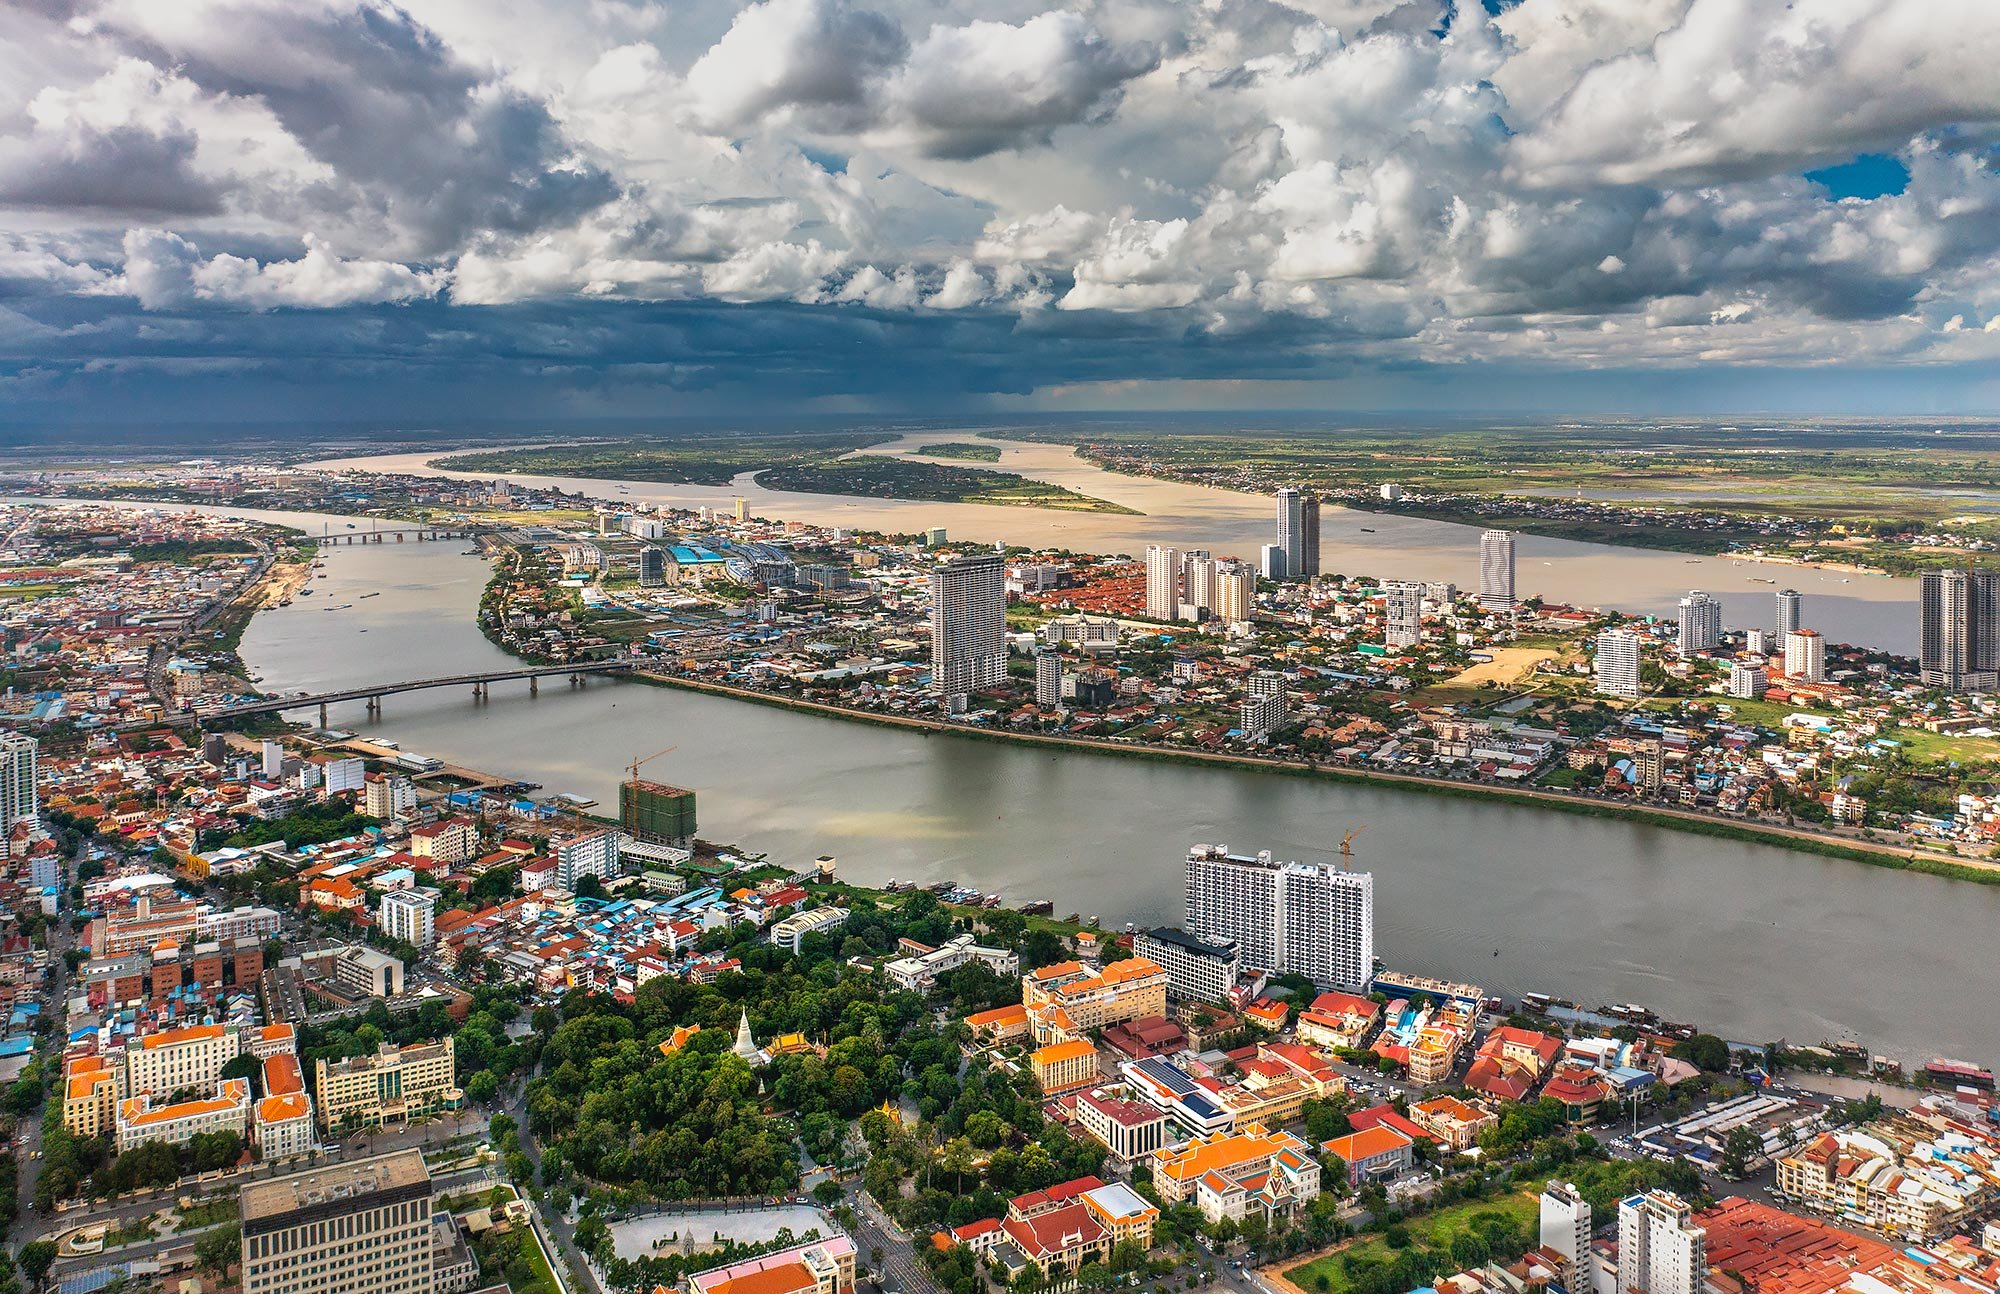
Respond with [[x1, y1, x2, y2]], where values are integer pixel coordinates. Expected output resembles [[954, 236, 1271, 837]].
[[634, 670, 1986, 878]]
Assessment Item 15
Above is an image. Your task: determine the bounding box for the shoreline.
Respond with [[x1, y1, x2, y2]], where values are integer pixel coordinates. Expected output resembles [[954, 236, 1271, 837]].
[[620, 670, 2000, 887]]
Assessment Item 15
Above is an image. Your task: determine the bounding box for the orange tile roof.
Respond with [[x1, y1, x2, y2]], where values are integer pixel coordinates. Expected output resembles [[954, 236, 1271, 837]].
[[1096, 956, 1163, 985], [1322, 1124, 1413, 1161], [1158, 1130, 1283, 1183], [138, 1022, 226, 1049], [257, 1093, 311, 1124], [705, 1261, 817, 1294], [966, 1004, 1028, 1029], [1033, 1039, 1097, 1065], [1031, 960, 1085, 981], [263, 1054, 304, 1097]]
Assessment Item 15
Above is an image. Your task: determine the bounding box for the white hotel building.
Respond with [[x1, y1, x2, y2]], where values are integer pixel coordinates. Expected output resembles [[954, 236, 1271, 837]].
[[1184, 845, 1373, 991]]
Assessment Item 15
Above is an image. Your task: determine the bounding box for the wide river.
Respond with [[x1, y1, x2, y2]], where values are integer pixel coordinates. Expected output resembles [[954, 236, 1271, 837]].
[[22, 483, 1993, 1064], [310, 433, 1924, 654]]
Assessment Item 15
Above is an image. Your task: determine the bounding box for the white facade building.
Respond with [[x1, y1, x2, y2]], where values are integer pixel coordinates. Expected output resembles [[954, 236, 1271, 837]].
[[1784, 629, 1825, 682], [555, 829, 620, 891], [364, 773, 416, 820], [0, 733, 37, 832], [1677, 591, 1721, 655], [1260, 543, 1286, 581], [378, 888, 438, 950], [1133, 928, 1240, 1003], [1594, 629, 1643, 698], [1213, 561, 1257, 627], [1145, 545, 1183, 620], [1617, 1191, 1707, 1294], [1184, 844, 1373, 991], [1775, 588, 1802, 640], [1035, 650, 1064, 708], [1728, 659, 1768, 699], [1383, 581, 1424, 649], [1478, 530, 1517, 611], [1240, 670, 1289, 740], [1541, 1181, 1593, 1294]]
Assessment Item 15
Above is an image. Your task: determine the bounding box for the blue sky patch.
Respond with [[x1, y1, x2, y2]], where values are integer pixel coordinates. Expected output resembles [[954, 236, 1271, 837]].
[[1805, 154, 1910, 200]]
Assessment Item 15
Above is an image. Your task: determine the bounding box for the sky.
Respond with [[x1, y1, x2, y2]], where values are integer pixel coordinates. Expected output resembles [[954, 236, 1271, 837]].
[[3, 0, 2000, 426]]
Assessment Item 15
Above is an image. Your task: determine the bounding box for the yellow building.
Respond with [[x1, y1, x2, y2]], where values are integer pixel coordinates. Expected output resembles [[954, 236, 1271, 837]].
[[1409, 1095, 1497, 1151], [965, 1003, 1030, 1045], [1031, 1039, 1100, 1096], [1023, 957, 1168, 1045], [314, 1038, 460, 1134], [1153, 1124, 1316, 1206], [125, 1022, 240, 1099], [62, 1056, 118, 1138]]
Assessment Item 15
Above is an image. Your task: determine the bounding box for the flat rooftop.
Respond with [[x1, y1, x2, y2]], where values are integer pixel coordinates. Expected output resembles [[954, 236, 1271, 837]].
[[240, 1149, 431, 1227]]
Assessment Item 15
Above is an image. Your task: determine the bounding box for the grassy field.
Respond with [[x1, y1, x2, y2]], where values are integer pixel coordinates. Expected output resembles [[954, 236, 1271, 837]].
[[1284, 1191, 1539, 1294]]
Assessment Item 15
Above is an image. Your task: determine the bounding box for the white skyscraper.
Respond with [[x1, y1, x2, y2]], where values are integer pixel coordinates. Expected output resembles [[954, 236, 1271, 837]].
[[1478, 530, 1517, 610], [1035, 649, 1063, 708], [930, 554, 1007, 699], [1145, 545, 1183, 620], [1785, 628, 1825, 682], [1213, 561, 1257, 627], [1184, 844, 1374, 991], [1540, 1182, 1593, 1294], [1260, 544, 1287, 580], [1775, 588, 1802, 639], [1276, 488, 1305, 578], [1729, 659, 1768, 699], [1383, 581, 1424, 648], [1182, 551, 1217, 618], [1617, 1191, 1707, 1294], [1745, 628, 1770, 657], [1677, 591, 1721, 655], [1595, 628, 1643, 698], [0, 734, 37, 832]]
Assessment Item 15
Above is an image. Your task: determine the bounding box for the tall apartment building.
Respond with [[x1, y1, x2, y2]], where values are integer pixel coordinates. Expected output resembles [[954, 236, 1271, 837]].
[[1275, 489, 1305, 579], [1677, 591, 1721, 655], [239, 1150, 435, 1294], [1744, 628, 1770, 657], [315, 1039, 458, 1134], [1035, 650, 1063, 708], [1144, 545, 1182, 620], [407, 817, 477, 866], [1133, 928, 1239, 1003], [555, 828, 620, 891], [363, 772, 416, 820], [1775, 587, 1802, 639], [1539, 1181, 1593, 1294], [1299, 496, 1321, 577], [1184, 844, 1373, 991], [1260, 543, 1286, 580], [378, 888, 437, 949], [930, 554, 1007, 701], [1182, 551, 1216, 618], [1383, 581, 1423, 649], [0, 733, 37, 832], [1919, 568, 2000, 692], [126, 1022, 241, 1098], [1212, 561, 1257, 627], [1240, 670, 1290, 740], [1784, 628, 1825, 683], [1594, 628, 1642, 698], [1617, 1191, 1707, 1294], [1478, 530, 1517, 611]]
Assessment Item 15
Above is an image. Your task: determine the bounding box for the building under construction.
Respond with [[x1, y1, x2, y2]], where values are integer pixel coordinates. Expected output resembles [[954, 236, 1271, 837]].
[[620, 778, 697, 846]]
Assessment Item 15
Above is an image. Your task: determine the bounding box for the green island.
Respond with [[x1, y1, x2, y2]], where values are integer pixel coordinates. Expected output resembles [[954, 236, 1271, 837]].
[[982, 421, 2000, 571], [907, 441, 1003, 462], [757, 457, 1138, 513], [433, 432, 899, 486]]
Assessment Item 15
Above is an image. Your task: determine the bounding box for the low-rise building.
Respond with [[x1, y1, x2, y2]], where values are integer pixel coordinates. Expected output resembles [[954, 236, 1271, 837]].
[[1410, 1095, 1498, 1151], [1775, 1115, 1999, 1240], [126, 1021, 240, 1098], [1153, 1124, 1321, 1222], [770, 906, 848, 953], [1072, 1085, 1172, 1163], [1321, 1124, 1416, 1186], [686, 1236, 857, 1294], [61, 1055, 118, 1138], [117, 1077, 251, 1152], [1032, 1039, 1100, 1096], [314, 1038, 459, 1134]]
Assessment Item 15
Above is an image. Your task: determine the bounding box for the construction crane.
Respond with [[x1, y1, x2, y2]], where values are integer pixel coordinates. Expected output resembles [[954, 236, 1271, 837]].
[[626, 745, 678, 784], [1339, 826, 1367, 859]]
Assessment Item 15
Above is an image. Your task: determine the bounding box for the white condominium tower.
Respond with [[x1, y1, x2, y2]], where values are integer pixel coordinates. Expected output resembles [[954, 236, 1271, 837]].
[[1919, 568, 2000, 693], [1595, 628, 1642, 698], [1784, 628, 1825, 683], [1775, 587, 1802, 639], [1540, 1182, 1593, 1294], [1035, 649, 1063, 708], [1275, 488, 1306, 579], [1182, 550, 1216, 618], [1144, 544, 1183, 620], [1677, 591, 1721, 655], [1617, 1191, 1707, 1294], [930, 554, 1007, 700], [1383, 581, 1423, 648], [1184, 844, 1374, 991], [0, 733, 36, 832], [1478, 529, 1517, 610]]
